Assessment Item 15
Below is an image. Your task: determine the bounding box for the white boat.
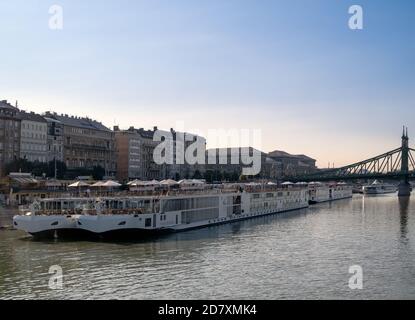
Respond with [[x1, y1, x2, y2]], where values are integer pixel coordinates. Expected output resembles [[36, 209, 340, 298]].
[[14, 185, 309, 239], [308, 182, 353, 204], [362, 180, 397, 195]]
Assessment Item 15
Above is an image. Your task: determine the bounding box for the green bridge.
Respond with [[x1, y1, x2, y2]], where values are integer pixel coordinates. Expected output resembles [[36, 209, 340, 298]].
[[288, 127, 414, 197]]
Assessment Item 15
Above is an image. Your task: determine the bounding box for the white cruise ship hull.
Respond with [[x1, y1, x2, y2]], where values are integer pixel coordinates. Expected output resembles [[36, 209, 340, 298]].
[[77, 203, 309, 239], [13, 184, 353, 240], [13, 214, 84, 238], [76, 191, 309, 239], [309, 185, 353, 204]]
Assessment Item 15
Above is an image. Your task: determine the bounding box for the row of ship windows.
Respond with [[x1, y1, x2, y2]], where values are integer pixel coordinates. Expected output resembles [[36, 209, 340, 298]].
[[252, 192, 296, 199], [250, 198, 306, 209]]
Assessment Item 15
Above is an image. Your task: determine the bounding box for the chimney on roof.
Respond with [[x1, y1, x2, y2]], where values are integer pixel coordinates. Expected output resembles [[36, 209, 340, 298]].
[[128, 126, 135, 131], [113, 126, 119, 131], [154, 126, 158, 131]]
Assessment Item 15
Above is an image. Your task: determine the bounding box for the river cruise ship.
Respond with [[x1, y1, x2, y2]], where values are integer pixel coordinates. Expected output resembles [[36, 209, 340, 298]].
[[308, 182, 353, 204], [362, 180, 397, 195], [13, 185, 309, 239]]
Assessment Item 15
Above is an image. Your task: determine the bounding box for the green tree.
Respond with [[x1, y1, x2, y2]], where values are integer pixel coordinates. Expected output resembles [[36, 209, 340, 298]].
[[203, 170, 214, 183], [193, 170, 202, 179], [92, 166, 105, 181]]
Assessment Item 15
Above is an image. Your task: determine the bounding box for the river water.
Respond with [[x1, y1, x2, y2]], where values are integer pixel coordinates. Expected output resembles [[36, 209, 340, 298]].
[[0, 194, 414, 300]]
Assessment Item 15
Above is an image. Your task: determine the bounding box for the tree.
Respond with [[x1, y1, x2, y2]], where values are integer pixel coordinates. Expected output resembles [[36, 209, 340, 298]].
[[193, 170, 202, 179], [231, 171, 240, 182], [213, 170, 223, 182], [204, 170, 214, 183], [3, 159, 68, 179], [4, 158, 33, 175], [92, 166, 105, 181]]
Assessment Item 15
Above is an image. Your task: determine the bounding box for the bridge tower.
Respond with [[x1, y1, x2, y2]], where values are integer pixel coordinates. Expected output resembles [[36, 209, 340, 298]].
[[398, 126, 411, 197]]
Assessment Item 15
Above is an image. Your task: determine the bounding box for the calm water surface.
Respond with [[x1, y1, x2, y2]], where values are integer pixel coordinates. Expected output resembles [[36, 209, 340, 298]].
[[0, 194, 415, 300]]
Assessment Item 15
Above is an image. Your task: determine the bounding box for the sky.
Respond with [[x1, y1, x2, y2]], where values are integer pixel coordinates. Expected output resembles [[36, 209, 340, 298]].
[[0, 0, 414, 167]]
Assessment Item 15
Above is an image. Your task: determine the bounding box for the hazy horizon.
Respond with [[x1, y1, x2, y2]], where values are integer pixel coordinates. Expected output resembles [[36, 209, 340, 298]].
[[1, 0, 414, 168]]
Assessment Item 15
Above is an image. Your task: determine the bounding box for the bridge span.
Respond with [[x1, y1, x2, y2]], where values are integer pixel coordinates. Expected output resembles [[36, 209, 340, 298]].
[[288, 128, 414, 197]]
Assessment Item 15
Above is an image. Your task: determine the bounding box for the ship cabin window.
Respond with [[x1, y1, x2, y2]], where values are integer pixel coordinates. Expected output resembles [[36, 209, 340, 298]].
[[266, 193, 274, 198], [145, 218, 152, 227], [125, 199, 154, 213], [253, 194, 260, 199], [277, 192, 283, 197]]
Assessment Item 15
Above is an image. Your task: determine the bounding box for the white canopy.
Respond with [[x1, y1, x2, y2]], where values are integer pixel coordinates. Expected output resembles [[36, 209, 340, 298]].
[[128, 179, 146, 187], [309, 181, 323, 185], [102, 180, 122, 188], [178, 179, 205, 185], [91, 181, 105, 187], [145, 180, 161, 186], [68, 181, 90, 188], [282, 181, 294, 185], [267, 182, 277, 185], [160, 179, 179, 186]]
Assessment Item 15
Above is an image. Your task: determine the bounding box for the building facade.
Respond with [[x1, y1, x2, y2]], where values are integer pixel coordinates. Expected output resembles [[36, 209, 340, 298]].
[[164, 128, 207, 180], [114, 126, 206, 181], [114, 126, 164, 181], [44, 116, 64, 163], [268, 150, 316, 177], [45, 113, 116, 177], [204, 147, 281, 180], [114, 127, 142, 181], [19, 111, 48, 163], [0, 100, 21, 177]]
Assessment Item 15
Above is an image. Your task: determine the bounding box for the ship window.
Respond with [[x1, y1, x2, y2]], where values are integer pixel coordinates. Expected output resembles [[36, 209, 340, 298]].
[[253, 194, 260, 199], [145, 218, 152, 227]]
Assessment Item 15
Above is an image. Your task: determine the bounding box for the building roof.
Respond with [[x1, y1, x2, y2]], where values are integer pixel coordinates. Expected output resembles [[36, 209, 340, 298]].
[[0, 100, 20, 119], [43, 117, 63, 124], [268, 150, 316, 162], [114, 126, 204, 141], [0, 100, 19, 111], [45, 112, 111, 132], [206, 147, 268, 158], [18, 111, 47, 123]]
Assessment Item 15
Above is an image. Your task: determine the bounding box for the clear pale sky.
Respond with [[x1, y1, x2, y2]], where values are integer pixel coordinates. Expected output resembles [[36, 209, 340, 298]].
[[1, 0, 414, 167]]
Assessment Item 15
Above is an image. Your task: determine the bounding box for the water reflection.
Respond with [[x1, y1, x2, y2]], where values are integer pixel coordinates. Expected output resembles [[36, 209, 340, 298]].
[[399, 196, 410, 243]]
